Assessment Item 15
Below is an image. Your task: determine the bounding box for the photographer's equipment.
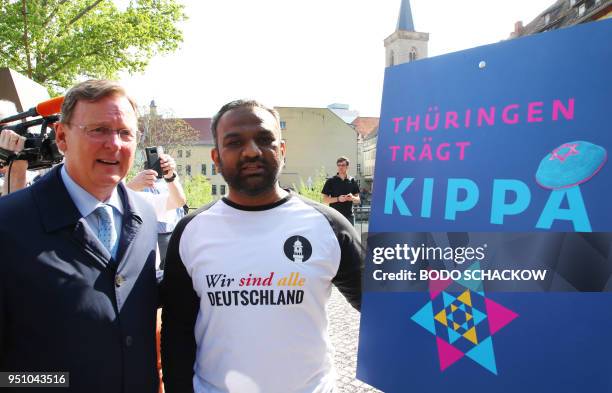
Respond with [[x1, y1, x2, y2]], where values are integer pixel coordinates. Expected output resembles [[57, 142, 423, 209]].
[[144, 146, 164, 178], [0, 96, 64, 124], [0, 96, 64, 170]]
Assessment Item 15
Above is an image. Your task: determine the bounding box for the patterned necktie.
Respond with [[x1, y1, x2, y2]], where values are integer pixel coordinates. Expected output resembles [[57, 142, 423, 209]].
[[95, 204, 118, 258]]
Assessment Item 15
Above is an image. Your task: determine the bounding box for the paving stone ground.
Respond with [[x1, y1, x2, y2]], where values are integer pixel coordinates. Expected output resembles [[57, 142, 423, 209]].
[[328, 287, 382, 393]]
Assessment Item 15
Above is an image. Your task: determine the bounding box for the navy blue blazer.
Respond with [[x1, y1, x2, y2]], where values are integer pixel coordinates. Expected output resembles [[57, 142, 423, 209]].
[[0, 165, 159, 393]]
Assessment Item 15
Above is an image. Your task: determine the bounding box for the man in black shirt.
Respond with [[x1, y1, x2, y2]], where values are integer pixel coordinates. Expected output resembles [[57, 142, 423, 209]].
[[321, 156, 360, 225]]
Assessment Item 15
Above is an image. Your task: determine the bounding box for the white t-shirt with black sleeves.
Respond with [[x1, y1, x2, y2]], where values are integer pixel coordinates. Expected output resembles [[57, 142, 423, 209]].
[[161, 192, 363, 393]]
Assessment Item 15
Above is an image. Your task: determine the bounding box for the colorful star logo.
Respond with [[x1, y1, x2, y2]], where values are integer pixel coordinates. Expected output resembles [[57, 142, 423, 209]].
[[549, 143, 579, 163], [411, 264, 518, 374]]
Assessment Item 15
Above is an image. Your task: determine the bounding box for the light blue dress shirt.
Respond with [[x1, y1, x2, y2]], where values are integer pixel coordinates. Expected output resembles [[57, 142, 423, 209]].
[[60, 165, 124, 256]]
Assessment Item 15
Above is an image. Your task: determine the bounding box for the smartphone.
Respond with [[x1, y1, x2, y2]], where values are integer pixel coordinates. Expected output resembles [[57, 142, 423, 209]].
[[144, 146, 164, 178]]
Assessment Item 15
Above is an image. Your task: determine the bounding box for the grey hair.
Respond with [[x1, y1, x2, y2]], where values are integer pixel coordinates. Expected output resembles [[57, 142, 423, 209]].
[[60, 79, 138, 124]]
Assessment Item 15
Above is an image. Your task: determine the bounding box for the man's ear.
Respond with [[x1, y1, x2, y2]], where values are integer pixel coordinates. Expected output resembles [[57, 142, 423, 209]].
[[55, 123, 68, 153], [211, 147, 220, 167], [280, 139, 287, 161]]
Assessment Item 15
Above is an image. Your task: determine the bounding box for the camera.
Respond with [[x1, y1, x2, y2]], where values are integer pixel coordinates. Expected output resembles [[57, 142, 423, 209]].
[[0, 115, 64, 170]]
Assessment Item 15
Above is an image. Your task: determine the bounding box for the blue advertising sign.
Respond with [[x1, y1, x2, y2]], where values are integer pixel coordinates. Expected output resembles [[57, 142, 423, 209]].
[[357, 20, 612, 393]]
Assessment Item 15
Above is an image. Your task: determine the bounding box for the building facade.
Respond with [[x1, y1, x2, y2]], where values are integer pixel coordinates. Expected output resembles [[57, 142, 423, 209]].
[[175, 118, 228, 200], [276, 107, 359, 190], [511, 0, 611, 37]]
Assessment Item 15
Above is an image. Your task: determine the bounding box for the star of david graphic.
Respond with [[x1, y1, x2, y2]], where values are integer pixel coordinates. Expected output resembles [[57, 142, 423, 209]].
[[548, 143, 579, 163], [411, 263, 518, 375]]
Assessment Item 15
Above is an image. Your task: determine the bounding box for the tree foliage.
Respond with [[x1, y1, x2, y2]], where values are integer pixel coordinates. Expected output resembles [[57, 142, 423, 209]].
[[295, 168, 327, 203], [182, 174, 212, 210], [0, 0, 185, 93]]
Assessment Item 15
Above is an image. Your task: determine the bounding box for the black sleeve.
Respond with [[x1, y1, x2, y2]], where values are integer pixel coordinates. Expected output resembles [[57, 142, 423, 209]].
[[299, 197, 363, 310], [321, 178, 333, 196], [160, 212, 201, 393], [351, 179, 360, 195], [331, 214, 363, 311]]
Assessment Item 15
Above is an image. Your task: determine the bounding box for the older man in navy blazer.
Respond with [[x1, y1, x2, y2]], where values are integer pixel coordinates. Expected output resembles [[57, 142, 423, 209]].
[[0, 80, 159, 392]]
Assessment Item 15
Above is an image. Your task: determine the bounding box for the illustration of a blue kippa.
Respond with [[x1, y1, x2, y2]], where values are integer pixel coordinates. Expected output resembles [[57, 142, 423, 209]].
[[536, 141, 607, 189]]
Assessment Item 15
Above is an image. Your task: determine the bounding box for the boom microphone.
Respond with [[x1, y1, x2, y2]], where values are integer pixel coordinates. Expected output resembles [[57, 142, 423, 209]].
[[0, 96, 64, 124]]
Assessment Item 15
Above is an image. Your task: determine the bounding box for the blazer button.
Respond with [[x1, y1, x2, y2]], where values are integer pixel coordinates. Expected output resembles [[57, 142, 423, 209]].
[[125, 336, 133, 347], [115, 274, 125, 287]]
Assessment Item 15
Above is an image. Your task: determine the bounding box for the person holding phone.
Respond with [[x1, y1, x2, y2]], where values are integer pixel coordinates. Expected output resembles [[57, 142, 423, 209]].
[[127, 151, 186, 267]]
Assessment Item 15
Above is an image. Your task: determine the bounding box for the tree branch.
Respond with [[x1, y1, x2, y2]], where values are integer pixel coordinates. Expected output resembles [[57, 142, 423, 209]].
[[48, 0, 104, 46], [43, 0, 70, 28], [68, 0, 104, 25], [45, 39, 117, 81], [21, 0, 33, 78]]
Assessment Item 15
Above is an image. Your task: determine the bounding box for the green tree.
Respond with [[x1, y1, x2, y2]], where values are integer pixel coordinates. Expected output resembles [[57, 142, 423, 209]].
[[182, 174, 212, 210], [295, 168, 327, 203], [0, 0, 185, 93]]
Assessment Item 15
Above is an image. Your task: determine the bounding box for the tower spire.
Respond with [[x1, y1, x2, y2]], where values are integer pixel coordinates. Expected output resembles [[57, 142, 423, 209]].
[[396, 0, 415, 32], [385, 0, 428, 67]]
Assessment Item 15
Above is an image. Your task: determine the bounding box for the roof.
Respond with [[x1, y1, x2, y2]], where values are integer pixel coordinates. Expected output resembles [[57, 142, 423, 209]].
[[514, 0, 611, 37], [182, 118, 213, 145], [396, 0, 415, 31], [351, 117, 379, 137]]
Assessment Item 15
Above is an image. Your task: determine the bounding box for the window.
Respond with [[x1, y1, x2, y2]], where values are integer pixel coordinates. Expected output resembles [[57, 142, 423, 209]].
[[211, 163, 216, 175], [578, 4, 586, 15], [177, 165, 182, 175], [201, 164, 206, 175], [186, 150, 191, 158], [357, 163, 362, 173], [280, 121, 287, 130], [177, 150, 183, 158], [212, 185, 217, 195], [220, 185, 226, 195], [409, 47, 417, 62], [186, 164, 191, 176]]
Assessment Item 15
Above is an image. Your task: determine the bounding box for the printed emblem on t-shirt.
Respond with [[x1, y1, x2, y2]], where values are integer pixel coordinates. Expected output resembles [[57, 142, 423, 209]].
[[283, 235, 312, 263]]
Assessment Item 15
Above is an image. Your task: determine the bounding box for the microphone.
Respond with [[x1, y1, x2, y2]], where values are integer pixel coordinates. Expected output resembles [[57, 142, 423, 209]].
[[0, 96, 64, 124]]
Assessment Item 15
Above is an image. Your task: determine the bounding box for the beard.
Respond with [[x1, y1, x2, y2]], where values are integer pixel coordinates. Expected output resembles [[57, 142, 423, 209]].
[[218, 155, 281, 197]]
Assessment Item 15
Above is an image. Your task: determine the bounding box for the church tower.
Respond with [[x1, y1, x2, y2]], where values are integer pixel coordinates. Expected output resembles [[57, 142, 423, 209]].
[[384, 0, 429, 67]]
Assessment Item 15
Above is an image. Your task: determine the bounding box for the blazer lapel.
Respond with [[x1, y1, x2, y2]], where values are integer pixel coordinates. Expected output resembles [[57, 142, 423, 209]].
[[72, 219, 113, 266], [31, 165, 111, 269]]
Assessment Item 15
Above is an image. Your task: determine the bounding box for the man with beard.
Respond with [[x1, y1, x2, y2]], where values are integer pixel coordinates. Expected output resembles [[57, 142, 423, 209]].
[[161, 100, 363, 393]]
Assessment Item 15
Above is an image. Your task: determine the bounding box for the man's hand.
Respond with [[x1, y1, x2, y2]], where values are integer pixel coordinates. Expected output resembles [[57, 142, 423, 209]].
[[159, 153, 186, 210], [127, 169, 158, 191], [340, 194, 360, 204], [0, 129, 26, 154], [0, 129, 29, 194], [159, 154, 176, 179]]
